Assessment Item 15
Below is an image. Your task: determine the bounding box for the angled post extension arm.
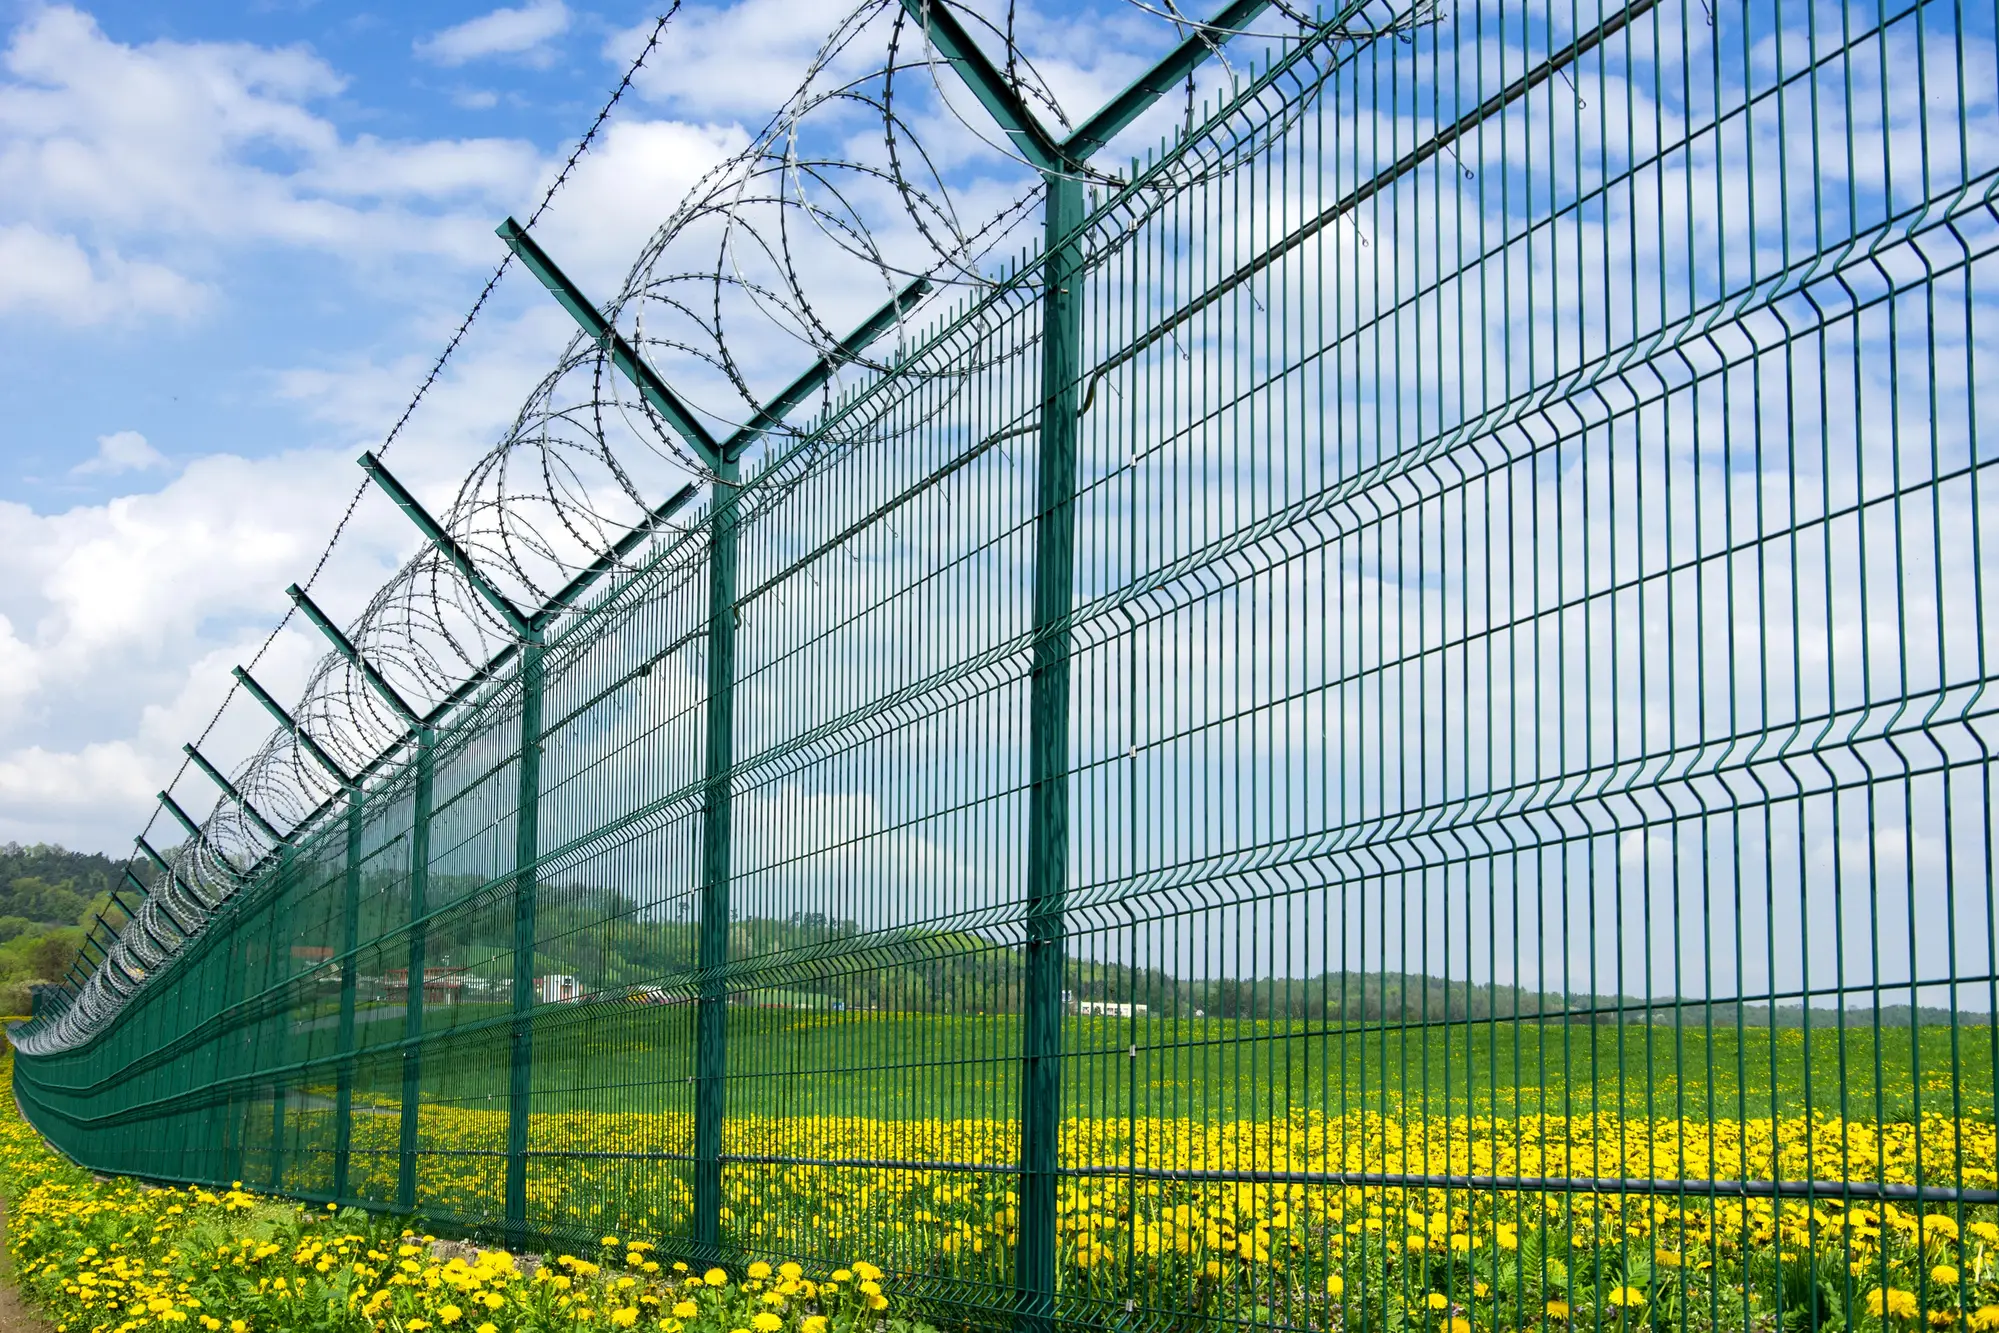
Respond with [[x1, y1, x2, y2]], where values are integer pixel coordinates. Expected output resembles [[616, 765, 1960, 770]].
[[496, 218, 725, 475], [183, 743, 287, 847], [357, 453, 537, 640], [287, 584, 422, 724], [232, 666, 354, 788]]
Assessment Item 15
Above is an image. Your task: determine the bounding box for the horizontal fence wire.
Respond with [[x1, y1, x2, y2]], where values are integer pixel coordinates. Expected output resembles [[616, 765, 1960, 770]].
[[12, 0, 1999, 1329]]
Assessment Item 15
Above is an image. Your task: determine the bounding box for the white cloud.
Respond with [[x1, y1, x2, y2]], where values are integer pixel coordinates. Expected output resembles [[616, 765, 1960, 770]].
[[0, 6, 558, 328], [0, 223, 205, 323], [0, 445, 421, 849], [296, 135, 542, 204], [0, 286, 598, 854], [526, 117, 750, 293], [416, 1, 570, 68], [70, 431, 167, 477], [611, 0, 861, 118]]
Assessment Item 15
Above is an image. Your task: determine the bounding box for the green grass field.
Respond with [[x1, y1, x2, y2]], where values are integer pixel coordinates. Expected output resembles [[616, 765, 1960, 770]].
[[380, 1009, 1998, 1123]]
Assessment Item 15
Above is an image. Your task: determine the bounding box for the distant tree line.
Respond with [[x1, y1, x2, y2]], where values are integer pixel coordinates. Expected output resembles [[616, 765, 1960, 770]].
[[15, 846, 1986, 1031], [0, 842, 150, 1014]]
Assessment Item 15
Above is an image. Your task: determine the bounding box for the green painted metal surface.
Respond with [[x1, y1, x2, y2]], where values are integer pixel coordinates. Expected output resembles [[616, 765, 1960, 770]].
[[695, 459, 740, 1264], [11, 2, 1999, 1329], [333, 791, 363, 1201], [1020, 169, 1085, 1331], [507, 636, 544, 1244], [399, 725, 433, 1213], [495, 217, 725, 474]]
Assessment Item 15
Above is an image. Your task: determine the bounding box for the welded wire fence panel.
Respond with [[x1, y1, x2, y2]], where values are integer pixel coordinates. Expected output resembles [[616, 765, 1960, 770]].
[[12, 0, 1999, 1329]]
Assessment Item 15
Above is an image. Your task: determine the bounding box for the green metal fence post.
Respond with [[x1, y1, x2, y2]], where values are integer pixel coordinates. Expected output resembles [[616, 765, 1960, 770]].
[[880, 4, 1073, 1303], [220, 957, 243, 1188], [283, 582, 430, 1211], [399, 725, 433, 1212], [494, 214, 770, 1265], [353, 452, 542, 1239], [1018, 167, 1083, 1333], [269, 854, 289, 1193], [892, 9, 1269, 1321], [333, 788, 362, 1203], [182, 737, 286, 1187], [693, 462, 740, 1264], [506, 635, 544, 1247], [233, 662, 353, 1200]]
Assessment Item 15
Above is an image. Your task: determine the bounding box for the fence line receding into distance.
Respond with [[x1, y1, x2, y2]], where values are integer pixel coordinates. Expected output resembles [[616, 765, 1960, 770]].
[[13, 0, 1999, 1330]]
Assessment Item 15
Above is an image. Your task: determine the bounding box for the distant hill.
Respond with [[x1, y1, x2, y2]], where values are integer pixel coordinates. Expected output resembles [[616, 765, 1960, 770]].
[[0, 842, 145, 931], [0, 843, 149, 1014], [5, 846, 1986, 1032]]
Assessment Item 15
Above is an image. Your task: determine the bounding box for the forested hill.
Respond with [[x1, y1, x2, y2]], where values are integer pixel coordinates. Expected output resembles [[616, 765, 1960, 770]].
[[0, 843, 144, 941], [1, 849, 1980, 1031], [0, 843, 150, 1013]]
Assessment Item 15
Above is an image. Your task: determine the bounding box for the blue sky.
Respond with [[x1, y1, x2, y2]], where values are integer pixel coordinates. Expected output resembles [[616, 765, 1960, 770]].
[[0, 0, 1225, 852], [6, 0, 645, 504]]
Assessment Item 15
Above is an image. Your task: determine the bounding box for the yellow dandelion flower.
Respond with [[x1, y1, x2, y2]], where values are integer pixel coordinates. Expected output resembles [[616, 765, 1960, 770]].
[[673, 1302, 699, 1318], [751, 1315, 783, 1333], [1869, 1289, 1921, 1320], [1325, 1274, 1344, 1297], [747, 1261, 772, 1280], [704, 1268, 729, 1287], [609, 1308, 639, 1328]]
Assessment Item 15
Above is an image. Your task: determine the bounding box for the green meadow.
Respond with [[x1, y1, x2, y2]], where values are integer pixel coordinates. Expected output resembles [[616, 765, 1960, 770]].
[[375, 1009, 1999, 1123]]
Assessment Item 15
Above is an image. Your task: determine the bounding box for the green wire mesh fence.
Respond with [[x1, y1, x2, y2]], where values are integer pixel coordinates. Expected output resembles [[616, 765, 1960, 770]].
[[13, 0, 1999, 1328]]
